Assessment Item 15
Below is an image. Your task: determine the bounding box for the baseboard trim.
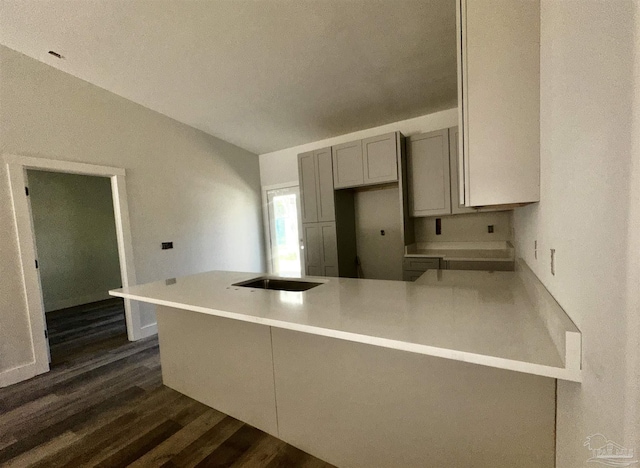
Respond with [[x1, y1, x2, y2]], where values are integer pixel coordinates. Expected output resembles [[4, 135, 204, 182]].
[[46, 291, 114, 313], [0, 360, 48, 388], [139, 323, 158, 339]]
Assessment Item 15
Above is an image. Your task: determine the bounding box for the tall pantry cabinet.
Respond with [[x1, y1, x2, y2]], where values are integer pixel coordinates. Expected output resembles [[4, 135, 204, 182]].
[[298, 149, 357, 277]]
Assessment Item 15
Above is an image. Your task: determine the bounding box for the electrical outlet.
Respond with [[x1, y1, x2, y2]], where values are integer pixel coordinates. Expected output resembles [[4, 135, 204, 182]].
[[550, 249, 556, 275], [162, 242, 173, 250], [487, 225, 494, 233]]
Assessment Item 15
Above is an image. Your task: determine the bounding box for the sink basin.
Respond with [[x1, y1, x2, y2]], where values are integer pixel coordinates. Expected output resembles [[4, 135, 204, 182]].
[[232, 277, 322, 292]]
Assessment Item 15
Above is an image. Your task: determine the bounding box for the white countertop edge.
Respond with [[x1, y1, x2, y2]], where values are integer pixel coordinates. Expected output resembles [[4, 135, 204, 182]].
[[110, 290, 582, 383]]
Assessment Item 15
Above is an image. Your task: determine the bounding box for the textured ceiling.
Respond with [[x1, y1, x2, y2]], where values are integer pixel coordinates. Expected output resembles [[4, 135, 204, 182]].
[[0, 0, 458, 154]]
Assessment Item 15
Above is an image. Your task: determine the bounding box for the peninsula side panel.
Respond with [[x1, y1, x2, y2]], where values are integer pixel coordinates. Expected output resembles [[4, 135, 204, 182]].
[[156, 306, 279, 436], [272, 328, 556, 468]]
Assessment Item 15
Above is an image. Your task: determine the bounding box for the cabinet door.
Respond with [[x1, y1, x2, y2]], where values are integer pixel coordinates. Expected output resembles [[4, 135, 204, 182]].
[[362, 133, 398, 185], [332, 141, 364, 189], [460, 0, 540, 206], [315, 148, 335, 222], [302, 223, 322, 276], [407, 130, 452, 217], [319, 222, 338, 277], [448, 127, 477, 215], [298, 152, 318, 223]]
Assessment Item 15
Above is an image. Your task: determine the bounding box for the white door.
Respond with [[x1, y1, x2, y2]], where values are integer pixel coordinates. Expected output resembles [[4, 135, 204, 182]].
[[24, 175, 51, 362], [266, 186, 303, 277]]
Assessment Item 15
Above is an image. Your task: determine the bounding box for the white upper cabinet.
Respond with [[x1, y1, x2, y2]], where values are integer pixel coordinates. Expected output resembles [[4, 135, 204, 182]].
[[407, 129, 452, 217], [332, 141, 364, 189], [448, 127, 477, 215], [298, 148, 335, 223], [333, 133, 399, 189], [457, 0, 540, 207], [362, 133, 398, 185]]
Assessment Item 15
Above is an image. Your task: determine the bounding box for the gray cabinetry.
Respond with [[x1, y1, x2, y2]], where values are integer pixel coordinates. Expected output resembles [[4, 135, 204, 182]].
[[332, 141, 363, 189], [362, 133, 398, 185], [302, 223, 322, 276], [315, 148, 335, 222], [299, 147, 357, 279], [302, 222, 338, 277], [299, 151, 318, 223], [298, 148, 335, 223], [333, 133, 399, 189], [402, 257, 441, 281], [407, 129, 451, 217], [407, 126, 482, 217]]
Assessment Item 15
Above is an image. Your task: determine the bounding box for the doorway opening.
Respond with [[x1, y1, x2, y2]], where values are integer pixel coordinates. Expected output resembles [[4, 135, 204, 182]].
[[263, 184, 303, 277], [3, 154, 142, 387], [27, 169, 127, 366]]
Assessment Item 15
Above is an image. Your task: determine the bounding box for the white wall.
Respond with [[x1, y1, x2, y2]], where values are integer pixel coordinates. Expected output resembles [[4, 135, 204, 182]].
[[513, 2, 640, 466], [259, 108, 458, 186], [0, 46, 264, 377], [27, 170, 122, 312], [415, 211, 513, 243]]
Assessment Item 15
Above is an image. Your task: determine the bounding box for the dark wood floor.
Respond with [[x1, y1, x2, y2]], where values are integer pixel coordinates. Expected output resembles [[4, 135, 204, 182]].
[[0, 298, 334, 467]]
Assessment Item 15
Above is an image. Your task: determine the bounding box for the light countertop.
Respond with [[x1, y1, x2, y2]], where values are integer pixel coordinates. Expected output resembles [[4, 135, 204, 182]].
[[110, 261, 580, 381], [405, 241, 515, 262]]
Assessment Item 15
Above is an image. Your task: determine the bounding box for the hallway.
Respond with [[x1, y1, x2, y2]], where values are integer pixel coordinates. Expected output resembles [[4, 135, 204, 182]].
[[46, 298, 128, 366]]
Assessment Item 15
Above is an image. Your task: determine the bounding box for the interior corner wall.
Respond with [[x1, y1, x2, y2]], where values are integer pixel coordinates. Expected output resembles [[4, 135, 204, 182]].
[[258, 107, 459, 187], [27, 170, 122, 312], [0, 45, 265, 377], [512, 1, 640, 466]]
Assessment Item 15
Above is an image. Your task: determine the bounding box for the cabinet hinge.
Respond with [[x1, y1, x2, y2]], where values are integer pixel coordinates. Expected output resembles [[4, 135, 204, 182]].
[[25, 187, 29, 196], [44, 329, 48, 339], [35, 259, 39, 269]]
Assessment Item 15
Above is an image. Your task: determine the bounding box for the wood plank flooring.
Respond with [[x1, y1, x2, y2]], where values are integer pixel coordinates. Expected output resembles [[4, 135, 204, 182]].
[[0, 299, 334, 467]]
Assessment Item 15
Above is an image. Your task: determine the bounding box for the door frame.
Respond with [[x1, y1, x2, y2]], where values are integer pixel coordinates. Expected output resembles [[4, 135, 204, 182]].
[[261, 182, 303, 275], [3, 154, 141, 386]]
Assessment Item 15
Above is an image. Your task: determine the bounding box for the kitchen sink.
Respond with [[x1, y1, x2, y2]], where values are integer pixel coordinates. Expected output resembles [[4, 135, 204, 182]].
[[232, 277, 322, 292]]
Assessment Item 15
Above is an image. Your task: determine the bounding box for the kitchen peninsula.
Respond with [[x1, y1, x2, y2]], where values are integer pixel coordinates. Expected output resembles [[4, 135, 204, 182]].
[[111, 260, 580, 468]]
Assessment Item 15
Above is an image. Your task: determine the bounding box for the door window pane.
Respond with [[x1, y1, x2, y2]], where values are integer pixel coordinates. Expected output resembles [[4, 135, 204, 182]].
[[267, 187, 301, 277]]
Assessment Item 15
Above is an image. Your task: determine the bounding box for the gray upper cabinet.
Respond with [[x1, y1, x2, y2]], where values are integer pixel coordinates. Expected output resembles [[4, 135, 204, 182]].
[[315, 148, 335, 222], [362, 133, 398, 185], [332, 141, 363, 189], [407, 129, 452, 217], [333, 133, 399, 189], [448, 127, 477, 215], [299, 151, 318, 223], [298, 148, 335, 223]]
